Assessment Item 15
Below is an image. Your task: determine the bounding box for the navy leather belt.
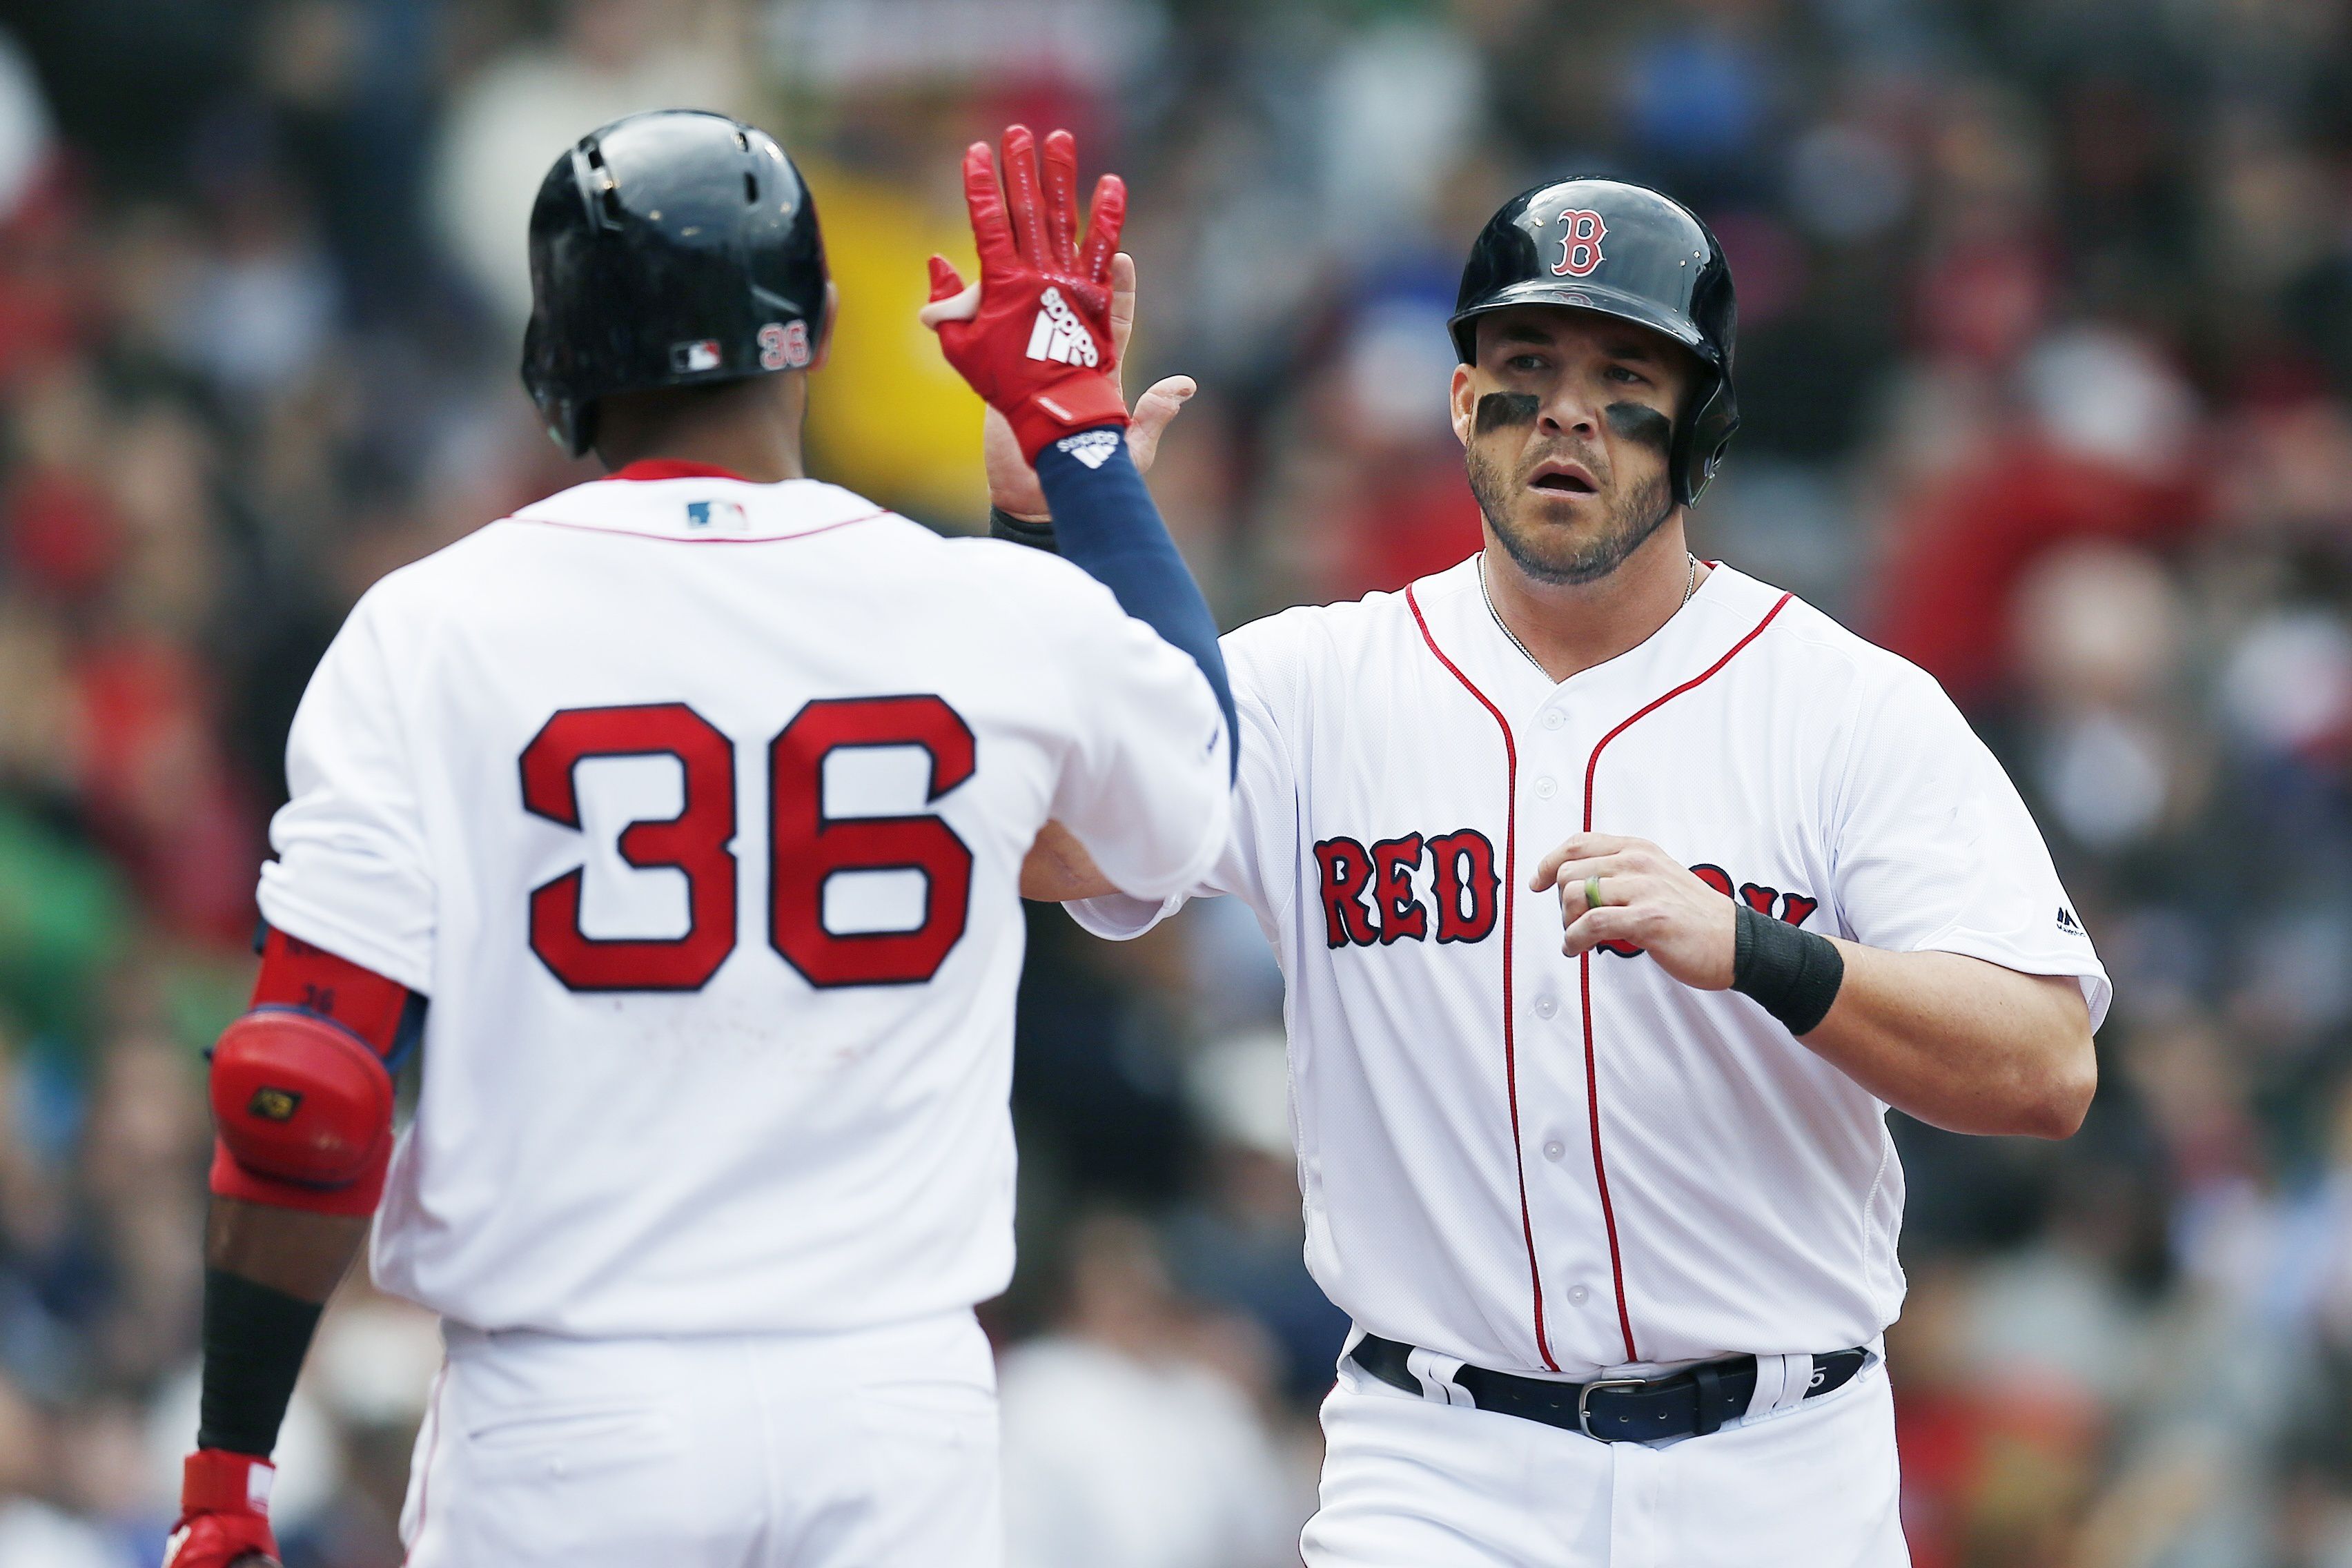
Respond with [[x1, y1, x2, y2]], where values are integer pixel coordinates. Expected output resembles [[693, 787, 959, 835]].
[[1349, 1333, 1868, 1443]]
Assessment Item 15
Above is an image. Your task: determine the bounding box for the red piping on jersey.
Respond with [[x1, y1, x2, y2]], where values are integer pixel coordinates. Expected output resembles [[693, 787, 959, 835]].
[[1404, 582, 1559, 1373], [1579, 588, 1795, 1364], [502, 509, 886, 546], [602, 459, 754, 482]]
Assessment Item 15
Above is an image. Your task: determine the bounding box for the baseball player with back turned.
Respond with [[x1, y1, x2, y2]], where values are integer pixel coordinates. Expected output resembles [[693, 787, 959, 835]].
[[1022, 179, 2108, 1564], [160, 113, 1233, 1568]]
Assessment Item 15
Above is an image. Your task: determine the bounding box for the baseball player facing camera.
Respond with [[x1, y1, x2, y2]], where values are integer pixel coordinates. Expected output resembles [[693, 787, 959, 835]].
[[1028, 179, 2108, 1564], [164, 112, 1231, 1568]]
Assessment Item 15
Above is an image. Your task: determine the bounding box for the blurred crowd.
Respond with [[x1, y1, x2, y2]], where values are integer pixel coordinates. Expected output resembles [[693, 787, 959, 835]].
[[0, 0, 2348, 1563]]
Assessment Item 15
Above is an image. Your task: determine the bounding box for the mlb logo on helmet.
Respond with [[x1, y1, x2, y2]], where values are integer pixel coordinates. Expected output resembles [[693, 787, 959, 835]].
[[671, 339, 724, 373], [1553, 209, 1607, 277]]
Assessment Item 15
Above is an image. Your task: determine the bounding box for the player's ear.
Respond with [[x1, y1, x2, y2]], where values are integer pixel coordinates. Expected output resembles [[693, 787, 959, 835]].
[[1450, 364, 1477, 449], [809, 281, 840, 371]]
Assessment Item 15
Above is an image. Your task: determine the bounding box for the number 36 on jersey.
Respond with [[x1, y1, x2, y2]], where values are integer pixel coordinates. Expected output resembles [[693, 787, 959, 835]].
[[518, 694, 977, 994]]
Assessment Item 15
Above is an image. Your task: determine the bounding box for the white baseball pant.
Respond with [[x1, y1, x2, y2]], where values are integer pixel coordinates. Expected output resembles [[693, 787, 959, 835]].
[[1302, 1344, 1908, 1567], [398, 1308, 1000, 1568]]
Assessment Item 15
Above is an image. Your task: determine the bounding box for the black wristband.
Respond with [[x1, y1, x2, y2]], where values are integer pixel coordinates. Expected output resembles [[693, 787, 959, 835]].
[[1730, 903, 1845, 1036], [197, 1268, 324, 1458], [988, 507, 1059, 553]]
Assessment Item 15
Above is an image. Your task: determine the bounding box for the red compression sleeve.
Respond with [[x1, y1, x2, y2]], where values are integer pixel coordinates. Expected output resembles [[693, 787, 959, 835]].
[[246, 925, 410, 1046]]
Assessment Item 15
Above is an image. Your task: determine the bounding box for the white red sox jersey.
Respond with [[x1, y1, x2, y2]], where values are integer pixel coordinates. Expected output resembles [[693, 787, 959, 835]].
[[258, 465, 1229, 1338], [1073, 556, 2108, 1379]]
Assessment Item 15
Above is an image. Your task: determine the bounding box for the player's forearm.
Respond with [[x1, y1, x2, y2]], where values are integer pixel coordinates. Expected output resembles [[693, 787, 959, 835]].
[[168, 1204, 362, 1565], [1021, 819, 1119, 902], [1032, 434, 1237, 777], [191, 925, 406, 1471], [1799, 945, 2095, 1139], [197, 1197, 367, 1463], [207, 1195, 371, 1301]]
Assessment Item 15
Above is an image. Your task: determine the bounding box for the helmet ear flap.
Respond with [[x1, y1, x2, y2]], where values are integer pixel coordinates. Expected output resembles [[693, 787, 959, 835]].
[[522, 315, 591, 458], [1673, 372, 1740, 507]]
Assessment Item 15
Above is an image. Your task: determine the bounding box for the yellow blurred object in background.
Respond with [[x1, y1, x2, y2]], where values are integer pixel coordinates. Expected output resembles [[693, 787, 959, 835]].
[[798, 155, 986, 529]]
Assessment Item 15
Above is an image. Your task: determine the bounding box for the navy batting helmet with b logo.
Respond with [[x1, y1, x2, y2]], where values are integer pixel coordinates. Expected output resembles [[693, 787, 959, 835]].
[[1450, 178, 1739, 506], [522, 110, 830, 458]]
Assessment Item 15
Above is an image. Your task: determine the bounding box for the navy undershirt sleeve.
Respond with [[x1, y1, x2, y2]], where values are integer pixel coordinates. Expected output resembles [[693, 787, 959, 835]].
[[1032, 427, 1237, 778]]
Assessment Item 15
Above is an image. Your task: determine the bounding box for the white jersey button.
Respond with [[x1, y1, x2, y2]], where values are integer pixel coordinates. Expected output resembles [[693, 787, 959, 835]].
[[1533, 994, 1558, 1019], [1542, 1139, 1565, 1161], [1533, 776, 1557, 798], [1540, 709, 1565, 731], [1567, 1284, 1591, 1306]]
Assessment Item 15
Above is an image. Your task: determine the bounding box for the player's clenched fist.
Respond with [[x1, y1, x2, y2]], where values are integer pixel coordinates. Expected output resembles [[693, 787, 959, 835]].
[[161, 1451, 280, 1568], [1532, 834, 1738, 988], [922, 125, 1128, 462]]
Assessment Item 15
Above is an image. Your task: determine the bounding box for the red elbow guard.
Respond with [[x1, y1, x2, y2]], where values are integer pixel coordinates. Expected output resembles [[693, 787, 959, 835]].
[[208, 928, 413, 1217]]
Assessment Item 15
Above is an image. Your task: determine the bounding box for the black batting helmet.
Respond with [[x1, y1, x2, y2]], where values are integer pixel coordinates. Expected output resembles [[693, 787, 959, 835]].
[[522, 109, 829, 458], [1449, 178, 1738, 506]]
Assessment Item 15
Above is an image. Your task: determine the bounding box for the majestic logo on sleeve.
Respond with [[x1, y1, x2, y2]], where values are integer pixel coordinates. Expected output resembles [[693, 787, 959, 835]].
[[1552, 209, 1607, 277], [1026, 286, 1100, 366]]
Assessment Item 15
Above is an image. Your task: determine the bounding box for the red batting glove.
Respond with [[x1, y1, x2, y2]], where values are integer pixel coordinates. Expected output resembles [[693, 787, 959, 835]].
[[162, 1450, 282, 1568], [925, 125, 1128, 464]]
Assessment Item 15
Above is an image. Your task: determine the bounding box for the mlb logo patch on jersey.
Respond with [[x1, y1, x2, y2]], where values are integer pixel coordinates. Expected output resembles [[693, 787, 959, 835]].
[[671, 339, 724, 373], [685, 499, 748, 534]]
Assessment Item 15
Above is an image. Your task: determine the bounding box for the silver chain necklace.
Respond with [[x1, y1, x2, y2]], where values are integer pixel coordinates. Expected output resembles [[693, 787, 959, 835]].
[[1478, 552, 1699, 676]]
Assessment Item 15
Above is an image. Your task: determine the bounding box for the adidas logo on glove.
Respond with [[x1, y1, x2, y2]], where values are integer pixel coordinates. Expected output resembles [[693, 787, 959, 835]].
[[1026, 286, 1100, 367]]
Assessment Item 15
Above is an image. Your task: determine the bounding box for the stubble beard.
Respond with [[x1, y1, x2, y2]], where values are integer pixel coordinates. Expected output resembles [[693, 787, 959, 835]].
[[1465, 443, 1676, 587]]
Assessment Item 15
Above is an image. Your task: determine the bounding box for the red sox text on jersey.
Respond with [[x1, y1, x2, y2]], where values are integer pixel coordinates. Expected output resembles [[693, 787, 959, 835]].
[[1315, 835, 1815, 957]]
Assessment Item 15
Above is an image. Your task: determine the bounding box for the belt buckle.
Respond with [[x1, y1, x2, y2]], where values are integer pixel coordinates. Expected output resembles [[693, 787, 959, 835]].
[[1576, 1377, 1649, 1440]]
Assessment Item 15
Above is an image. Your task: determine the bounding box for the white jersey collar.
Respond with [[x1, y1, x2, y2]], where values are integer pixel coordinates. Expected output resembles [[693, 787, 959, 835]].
[[504, 469, 892, 545], [1407, 552, 1787, 712]]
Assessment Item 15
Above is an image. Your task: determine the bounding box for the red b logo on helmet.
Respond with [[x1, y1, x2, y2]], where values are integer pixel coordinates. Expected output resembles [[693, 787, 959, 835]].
[[1553, 209, 1607, 277]]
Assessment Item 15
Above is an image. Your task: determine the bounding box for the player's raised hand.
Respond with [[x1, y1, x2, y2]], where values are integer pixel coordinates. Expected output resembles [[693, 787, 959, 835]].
[[921, 125, 1133, 465], [1532, 834, 1738, 989], [978, 250, 1197, 520]]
